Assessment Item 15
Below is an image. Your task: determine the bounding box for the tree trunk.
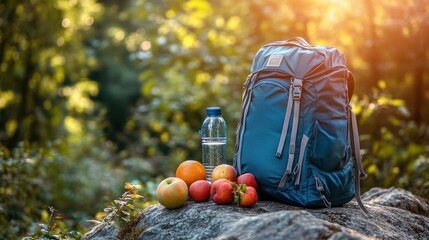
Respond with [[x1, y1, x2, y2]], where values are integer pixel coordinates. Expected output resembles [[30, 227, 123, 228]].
[[364, 0, 380, 90], [413, 65, 423, 124], [412, 0, 428, 124], [0, 1, 18, 64], [8, 37, 34, 149], [413, 30, 426, 124]]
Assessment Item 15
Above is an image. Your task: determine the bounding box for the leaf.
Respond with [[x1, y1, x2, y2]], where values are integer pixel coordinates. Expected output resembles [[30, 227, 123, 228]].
[[126, 203, 135, 210], [39, 223, 49, 229], [104, 207, 114, 212], [234, 192, 240, 204], [391, 99, 404, 107], [114, 200, 127, 206], [86, 220, 102, 225], [367, 164, 378, 174], [129, 194, 144, 199], [49, 223, 58, 230], [124, 182, 135, 193], [398, 106, 410, 117], [121, 210, 130, 216], [41, 233, 59, 239], [240, 184, 247, 192], [68, 230, 81, 238]]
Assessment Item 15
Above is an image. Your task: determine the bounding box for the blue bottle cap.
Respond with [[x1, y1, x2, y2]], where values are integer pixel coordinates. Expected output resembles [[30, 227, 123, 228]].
[[206, 107, 221, 116]]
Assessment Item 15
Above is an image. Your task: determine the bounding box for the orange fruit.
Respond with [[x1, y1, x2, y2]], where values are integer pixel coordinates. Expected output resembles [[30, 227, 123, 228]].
[[175, 160, 207, 187]]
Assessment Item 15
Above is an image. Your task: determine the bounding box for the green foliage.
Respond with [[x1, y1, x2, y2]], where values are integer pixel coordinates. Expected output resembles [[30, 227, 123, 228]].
[[94, 183, 144, 227], [0, 0, 101, 149], [0, 145, 154, 238], [20, 184, 145, 240], [22, 206, 82, 240], [354, 93, 429, 196], [0, 150, 47, 239], [0, 142, 158, 237]]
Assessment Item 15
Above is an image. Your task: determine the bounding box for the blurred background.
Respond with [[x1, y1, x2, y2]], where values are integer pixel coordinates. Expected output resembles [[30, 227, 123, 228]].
[[1, 0, 428, 237]]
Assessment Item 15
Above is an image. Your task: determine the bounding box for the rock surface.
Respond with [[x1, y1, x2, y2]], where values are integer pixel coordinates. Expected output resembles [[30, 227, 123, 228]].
[[83, 187, 429, 240]]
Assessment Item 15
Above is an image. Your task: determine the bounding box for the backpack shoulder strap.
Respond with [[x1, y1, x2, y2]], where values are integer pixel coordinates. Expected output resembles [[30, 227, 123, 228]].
[[349, 106, 369, 215], [347, 71, 354, 102]]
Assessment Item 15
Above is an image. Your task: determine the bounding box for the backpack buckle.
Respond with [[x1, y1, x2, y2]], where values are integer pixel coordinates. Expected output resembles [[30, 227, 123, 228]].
[[293, 88, 301, 99], [292, 78, 303, 100]]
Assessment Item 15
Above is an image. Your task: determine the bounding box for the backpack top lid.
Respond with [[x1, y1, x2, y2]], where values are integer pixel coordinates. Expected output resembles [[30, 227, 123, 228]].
[[250, 38, 348, 81]]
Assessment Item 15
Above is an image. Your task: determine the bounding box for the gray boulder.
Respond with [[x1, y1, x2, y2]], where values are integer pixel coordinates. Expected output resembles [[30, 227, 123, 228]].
[[83, 187, 429, 239]]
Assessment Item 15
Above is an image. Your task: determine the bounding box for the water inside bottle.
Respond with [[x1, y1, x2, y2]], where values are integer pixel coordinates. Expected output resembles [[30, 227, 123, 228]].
[[202, 138, 226, 182]]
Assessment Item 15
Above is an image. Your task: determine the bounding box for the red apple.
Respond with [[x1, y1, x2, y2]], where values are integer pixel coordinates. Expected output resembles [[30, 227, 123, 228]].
[[212, 164, 237, 182], [237, 173, 258, 190], [189, 180, 211, 202], [239, 185, 258, 208], [156, 177, 188, 209], [211, 179, 234, 204]]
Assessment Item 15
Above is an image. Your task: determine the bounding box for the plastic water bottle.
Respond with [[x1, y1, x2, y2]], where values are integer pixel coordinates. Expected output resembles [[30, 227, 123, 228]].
[[200, 107, 227, 182]]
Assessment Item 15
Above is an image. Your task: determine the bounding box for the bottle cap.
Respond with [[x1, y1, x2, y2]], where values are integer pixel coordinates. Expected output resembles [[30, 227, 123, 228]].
[[206, 107, 221, 116]]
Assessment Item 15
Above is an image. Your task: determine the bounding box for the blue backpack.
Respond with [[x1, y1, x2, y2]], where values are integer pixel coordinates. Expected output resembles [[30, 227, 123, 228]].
[[234, 37, 368, 212]]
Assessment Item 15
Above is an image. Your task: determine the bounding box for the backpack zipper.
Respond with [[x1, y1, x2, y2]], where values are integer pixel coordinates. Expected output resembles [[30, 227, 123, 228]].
[[315, 176, 332, 208], [235, 73, 254, 151], [252, 79, 288, 91], [237, 72, 289, 148], [236, 73, 258, 175]]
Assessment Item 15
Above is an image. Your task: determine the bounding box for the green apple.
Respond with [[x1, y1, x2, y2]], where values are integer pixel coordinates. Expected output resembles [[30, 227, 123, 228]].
[[156, 177, 188, 209]]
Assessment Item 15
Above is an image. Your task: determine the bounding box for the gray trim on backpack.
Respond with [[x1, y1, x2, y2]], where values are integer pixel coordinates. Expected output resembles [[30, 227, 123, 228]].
[[286, 78, 303, 175], [277, 78, 303, 188], [275, 83, 294, 158], [294, 134, 310, 187]]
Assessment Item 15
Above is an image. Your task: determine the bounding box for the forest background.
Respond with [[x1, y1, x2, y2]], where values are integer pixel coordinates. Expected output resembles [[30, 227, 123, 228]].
[[1, 0, 429, 238]]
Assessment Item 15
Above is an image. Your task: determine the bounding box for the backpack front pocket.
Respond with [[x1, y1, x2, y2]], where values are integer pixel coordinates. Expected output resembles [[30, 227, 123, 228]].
[[308, 161, 354, 207], [310, 119, 348, 172], [240, 78, 291, 188]]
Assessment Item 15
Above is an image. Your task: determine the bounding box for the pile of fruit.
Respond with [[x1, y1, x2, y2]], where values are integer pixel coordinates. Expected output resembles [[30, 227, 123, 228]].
[[156, 160, 258, 209]]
